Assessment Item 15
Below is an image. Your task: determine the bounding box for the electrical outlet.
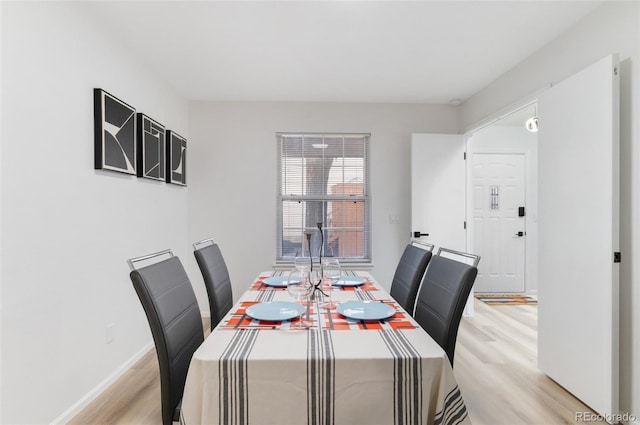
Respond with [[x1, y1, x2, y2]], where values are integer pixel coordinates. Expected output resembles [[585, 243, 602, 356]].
[[106, 324, 115, 344], [389, 214, 400, 224]]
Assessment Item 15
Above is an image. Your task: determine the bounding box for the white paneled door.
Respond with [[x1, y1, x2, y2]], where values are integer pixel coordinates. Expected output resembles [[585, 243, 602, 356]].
[[538, 54, 619, 420], [471, 153, 526, 293], [410, 134, 472, 314], [411, 134, 466, 252]]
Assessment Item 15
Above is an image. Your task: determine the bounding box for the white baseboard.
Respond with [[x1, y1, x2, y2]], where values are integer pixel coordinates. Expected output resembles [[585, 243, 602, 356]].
[[50, 343, 153, 425]]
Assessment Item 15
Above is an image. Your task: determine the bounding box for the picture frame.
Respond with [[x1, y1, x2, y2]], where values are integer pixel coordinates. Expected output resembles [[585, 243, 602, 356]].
[[94, 89, 136, 174], [166, 130, 187, 186], [136, 113, 165, 181]]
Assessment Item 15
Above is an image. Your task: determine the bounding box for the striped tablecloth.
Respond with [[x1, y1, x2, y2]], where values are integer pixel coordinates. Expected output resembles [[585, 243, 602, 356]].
[[181, 271, 471, 425]]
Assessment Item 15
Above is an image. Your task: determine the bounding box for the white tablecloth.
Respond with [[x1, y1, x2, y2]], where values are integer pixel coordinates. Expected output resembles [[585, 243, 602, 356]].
[[181, 271, 471, 425]]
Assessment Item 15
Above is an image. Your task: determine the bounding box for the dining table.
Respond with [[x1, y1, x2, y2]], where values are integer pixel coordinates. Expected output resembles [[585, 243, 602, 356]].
[[180, 270, 471, 425]]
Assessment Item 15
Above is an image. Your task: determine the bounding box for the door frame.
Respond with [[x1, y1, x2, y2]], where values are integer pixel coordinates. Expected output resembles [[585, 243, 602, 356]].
[[464, 101, 539, 295]]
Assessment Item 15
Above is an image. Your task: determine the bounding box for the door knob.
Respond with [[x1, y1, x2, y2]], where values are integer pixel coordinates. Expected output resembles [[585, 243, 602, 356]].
[[515, 231, 526, 237]]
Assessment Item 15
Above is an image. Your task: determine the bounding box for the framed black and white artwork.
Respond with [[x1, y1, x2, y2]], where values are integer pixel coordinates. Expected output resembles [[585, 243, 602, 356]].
[[136, 113, 165, 181], [94, 89, 136, 174], [166, 130, 187, 186]]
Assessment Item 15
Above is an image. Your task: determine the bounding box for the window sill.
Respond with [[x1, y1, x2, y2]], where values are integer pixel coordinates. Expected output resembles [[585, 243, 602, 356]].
[[273, 262, 374, 271]]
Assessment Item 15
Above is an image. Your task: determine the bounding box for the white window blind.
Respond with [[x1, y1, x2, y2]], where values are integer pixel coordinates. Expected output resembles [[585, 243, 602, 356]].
[[277, 133, 371, 263]]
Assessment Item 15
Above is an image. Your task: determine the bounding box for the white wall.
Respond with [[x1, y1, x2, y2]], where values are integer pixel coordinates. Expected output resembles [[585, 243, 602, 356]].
[[468, 125, 538, 294], [0, 3, 189, 424], [187, 102, 459, 308], [461, 1, 640, 421]]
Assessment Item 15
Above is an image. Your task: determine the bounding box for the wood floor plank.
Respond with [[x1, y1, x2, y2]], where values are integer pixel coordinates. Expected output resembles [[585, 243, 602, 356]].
[[455, 299, 607, 425]]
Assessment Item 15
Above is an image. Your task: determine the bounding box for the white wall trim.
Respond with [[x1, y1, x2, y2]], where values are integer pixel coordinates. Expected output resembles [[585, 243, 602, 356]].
[[463, 86, 549, 135], [49, 343, 153, 425], [272, 263, 375, 271]]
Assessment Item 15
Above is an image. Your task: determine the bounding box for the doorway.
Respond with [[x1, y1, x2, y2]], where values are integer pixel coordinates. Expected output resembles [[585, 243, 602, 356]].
[[466, 105, 538, 295], [471, 153, 526, 293]]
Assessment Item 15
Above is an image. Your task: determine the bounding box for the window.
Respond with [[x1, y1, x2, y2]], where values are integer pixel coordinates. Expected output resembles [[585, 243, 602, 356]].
[[277, 133, 370, 263]]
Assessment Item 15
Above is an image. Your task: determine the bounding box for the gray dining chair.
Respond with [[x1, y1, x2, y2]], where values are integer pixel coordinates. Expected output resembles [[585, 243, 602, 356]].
[[413, 248, 479, 366], [193, 238, 233, 331], [128, 250, 204, 425], [389, 242, 433, 314]]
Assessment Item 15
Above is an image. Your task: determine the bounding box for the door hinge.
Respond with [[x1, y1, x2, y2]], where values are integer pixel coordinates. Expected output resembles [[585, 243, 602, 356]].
[[614, 252, 621, 263], [614, 66, 618, 76], [463, 152, 467, 160], [464, 221, 467, 229]]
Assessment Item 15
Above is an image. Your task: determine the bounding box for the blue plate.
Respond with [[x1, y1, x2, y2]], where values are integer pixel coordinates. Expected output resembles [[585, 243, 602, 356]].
[[245, 301, 305, 321], [337, 301, 395, 321], [263, 276, 300, 287], [332, 276, 366, 287]]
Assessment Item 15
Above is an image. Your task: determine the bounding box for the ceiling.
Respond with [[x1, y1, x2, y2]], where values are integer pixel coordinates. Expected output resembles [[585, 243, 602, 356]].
[[79, 1, 603, 104]]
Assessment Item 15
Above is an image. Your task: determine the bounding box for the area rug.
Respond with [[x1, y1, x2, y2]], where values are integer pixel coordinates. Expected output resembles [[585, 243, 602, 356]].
[[475, 293, 537, 305]]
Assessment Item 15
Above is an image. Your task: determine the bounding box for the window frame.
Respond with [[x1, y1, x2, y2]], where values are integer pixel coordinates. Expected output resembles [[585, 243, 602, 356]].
[[276, 132, 371, 264]]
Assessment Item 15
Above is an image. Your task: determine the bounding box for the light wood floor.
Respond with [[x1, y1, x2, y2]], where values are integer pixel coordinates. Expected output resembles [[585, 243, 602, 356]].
[[456, 299, 606, 425], [70, 302, 605, 425]]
